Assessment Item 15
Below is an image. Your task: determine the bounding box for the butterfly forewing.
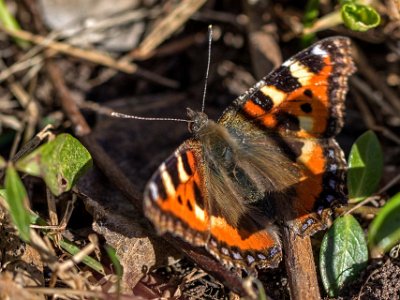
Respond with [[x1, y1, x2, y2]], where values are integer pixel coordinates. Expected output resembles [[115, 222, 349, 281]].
[[226, 37, 355, 138]]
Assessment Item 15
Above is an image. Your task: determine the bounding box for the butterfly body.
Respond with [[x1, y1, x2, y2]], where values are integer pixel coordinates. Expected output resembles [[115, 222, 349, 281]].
[[144, 37, 355, 271]]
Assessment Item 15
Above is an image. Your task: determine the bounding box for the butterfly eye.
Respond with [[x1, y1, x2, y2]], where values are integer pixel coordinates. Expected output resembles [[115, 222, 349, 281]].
[[188, 122, 196, 133]]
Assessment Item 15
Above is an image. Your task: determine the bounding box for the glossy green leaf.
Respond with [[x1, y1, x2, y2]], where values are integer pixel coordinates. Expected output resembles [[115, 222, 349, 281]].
[[0, 155, 5, 169], [4, 165, 31, 242], [320, 215, 368, 297], [16, 134, 92, 196], [341, 3, 381, 32], [368, 193, 400, 257], [348, 131, 383, 203]]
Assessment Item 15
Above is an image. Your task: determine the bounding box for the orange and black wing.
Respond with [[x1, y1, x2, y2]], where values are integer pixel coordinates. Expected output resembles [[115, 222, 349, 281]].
[[220, 37, 355, 235], [143, 140, 282, 270]]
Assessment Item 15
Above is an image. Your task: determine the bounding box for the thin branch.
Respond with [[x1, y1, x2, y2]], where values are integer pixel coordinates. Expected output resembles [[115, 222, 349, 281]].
[[133, 0, 208, 59], [0, 25, 138, 73]]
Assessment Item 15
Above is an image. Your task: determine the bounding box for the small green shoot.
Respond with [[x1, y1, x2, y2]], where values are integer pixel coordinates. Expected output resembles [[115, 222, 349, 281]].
[[341, 3, 381, 32], [303, 0, 380, 35], [4, 165, 31, 242], [106, 245, 122, 297], [60, 238, 106, 275]]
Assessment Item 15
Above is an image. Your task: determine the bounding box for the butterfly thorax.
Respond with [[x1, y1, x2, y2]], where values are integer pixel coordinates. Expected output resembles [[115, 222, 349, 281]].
[[186, 107, 237, 162]]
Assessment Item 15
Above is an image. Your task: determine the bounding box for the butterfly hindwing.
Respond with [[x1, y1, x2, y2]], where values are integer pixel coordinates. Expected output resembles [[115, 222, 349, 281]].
[[284, 137, 347, 235], [144, 140, 282, 270]]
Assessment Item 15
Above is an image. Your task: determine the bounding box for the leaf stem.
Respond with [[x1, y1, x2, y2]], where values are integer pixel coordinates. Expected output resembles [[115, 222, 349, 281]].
[[303, 11, 343, 35]]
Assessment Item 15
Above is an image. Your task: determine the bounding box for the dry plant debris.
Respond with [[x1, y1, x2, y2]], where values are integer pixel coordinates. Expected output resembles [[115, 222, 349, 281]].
[[0, 0, 399, 299]]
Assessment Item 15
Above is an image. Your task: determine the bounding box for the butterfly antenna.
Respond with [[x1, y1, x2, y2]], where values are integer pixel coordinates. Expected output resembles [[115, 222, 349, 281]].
[[111, 112, 191, 123], [201, 25, 213, 113]]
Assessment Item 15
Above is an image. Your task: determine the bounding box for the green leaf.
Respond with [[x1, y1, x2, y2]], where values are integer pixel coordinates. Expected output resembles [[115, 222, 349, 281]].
[[0, 0, 29, 48], [105, 245, 122, 278], [4, 165, 31, 242], [0, 188, 6, 200], [16, 134, 92, 196], [368, 193, 400, 257], [348, 131, 383, 203], [105, 245, 122, 295], [320, 215, 368, 297], [341, 3, 381, 32], [59, 239, 105, 275], [0, 155, 5, 169]]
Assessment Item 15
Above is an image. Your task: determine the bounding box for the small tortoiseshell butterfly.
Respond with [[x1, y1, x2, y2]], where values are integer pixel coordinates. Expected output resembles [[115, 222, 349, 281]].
[[143, 37, 355, 271]]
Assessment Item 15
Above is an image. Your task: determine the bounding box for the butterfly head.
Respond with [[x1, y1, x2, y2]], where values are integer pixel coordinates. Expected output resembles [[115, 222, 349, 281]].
[[187, 108, 209, 135]]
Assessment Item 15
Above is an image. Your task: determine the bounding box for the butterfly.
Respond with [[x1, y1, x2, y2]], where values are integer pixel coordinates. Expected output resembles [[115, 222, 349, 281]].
[[143, 37, 355, 271]]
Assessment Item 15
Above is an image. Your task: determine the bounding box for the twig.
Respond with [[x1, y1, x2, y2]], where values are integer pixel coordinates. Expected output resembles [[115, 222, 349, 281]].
[[0, 57, 40, 142], [351, 86, 400, 145], [46, 189, 60, 245], [350, 76, 395, 117], [12, 124, 53, 162], [345, 195, 382, 216], [24, 288, 108, 299], [302, 11, 343, 35], [129, 31, 207, 60], [0, 25, 138, 73], [0, 54, 44, 83], [336, 204, 379, 218], [45, 62, 91, 136], [0, 113, 21, 130], [276, 198, 321, 300], [345, 173, 400, 216], [56, 236, 97, 273], [133, 0, 208, 59], [354, 45, 400, 115]]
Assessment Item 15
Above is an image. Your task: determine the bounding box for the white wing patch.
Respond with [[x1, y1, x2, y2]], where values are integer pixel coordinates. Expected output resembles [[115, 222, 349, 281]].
[[160, 163, 176, 196]]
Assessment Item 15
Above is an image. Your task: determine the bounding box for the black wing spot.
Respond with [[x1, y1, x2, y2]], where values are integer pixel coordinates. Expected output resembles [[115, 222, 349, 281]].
[[187, 199, 193, 211], [193, 181, 204, 209], [300, 103, 312, 113], [265, 66, 301, 93], [303, 89, 313, 98], [181, 152, 193, 177], [251, 90, 273, 112], [177, 195, 183, 204], [297, 51, 324, 73], [168, 164, 180, 191], [276, 112, 300, 131], [155, 176, 168, 201]]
